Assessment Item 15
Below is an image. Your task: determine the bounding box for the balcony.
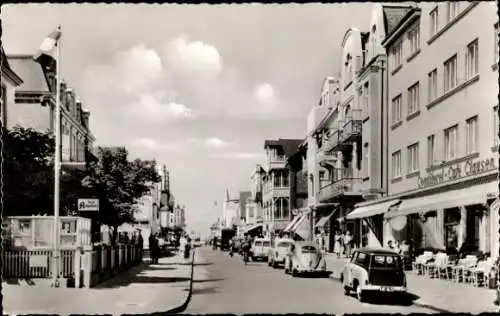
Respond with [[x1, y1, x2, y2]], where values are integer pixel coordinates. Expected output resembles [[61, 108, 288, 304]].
[[263, 186, 290, 201], [318, 177, 362, 203], [341, 109, 362, 143], [265, 155, 287, 170]]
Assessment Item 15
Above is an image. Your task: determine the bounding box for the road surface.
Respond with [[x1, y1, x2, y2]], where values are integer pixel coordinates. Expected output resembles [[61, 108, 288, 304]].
[[184, 247, 439, 314]]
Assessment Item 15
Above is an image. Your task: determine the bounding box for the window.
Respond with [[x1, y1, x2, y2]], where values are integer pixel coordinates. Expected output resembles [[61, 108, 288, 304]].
[[466, 116, 478, 154], [427, 134, 438, 166], [495, 23, 499, 64], [444, 55, 457, 92], [392, 94, 402, 124], [392, 150, 402, 178], [494, 106, 499, 146], [363, 143, 369, 178], [407, 82, 420, 115], [364, 83, 369, 113], [430, 7, 439, 36], [407, 143, 419, 173], [371, 255, 402, 269], [465, 39, 479, 79], [408, 24, 420, 55], [446, 2, 459, 23], [354, 252, 370, 267], [392, 41, 403, 69], [444, 125, 458, 161], [428, 69, 438, 102]]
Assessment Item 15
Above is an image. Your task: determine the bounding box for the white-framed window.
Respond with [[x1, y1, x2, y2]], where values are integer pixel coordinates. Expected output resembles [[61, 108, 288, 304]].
[[407, 23, 420, 55], [363, 142, 369, 179], [494, 106, 499, 146], [407, 143, 419, 173], [428, 69, 438, 102], [444, 55, 457, 92], [392, 94, 402, 124], [392, 40, 403, 69], [392, 150, 402, 178], [363, 82, 369, 113], [446, 2, 459, 23], [427, 134, 438, 167], [407, 82, 420, 115], [430, 7, 439, 37], [465, 116, 478, 154], [495, 23, 499, 64], [444, 125, 459, 161], [465, 39, 479, 79]]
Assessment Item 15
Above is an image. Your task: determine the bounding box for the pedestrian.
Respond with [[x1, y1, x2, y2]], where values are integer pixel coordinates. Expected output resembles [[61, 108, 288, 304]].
[[183, 235, 192, 263], [148, 233, 157, 263], [136, 230, 144, 262], [334, 231, 342, 258], [344, 230, 352, 258]]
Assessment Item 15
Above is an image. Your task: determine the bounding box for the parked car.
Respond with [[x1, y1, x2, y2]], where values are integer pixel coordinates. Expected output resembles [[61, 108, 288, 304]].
[[268, 238, 295, 268], [340, 247, 407, 302], [250, 238, 271, 261], [284, 241, 327, 277]]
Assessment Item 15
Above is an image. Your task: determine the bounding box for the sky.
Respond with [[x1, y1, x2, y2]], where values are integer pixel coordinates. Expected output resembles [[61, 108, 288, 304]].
[[2, 3, 372, 236]]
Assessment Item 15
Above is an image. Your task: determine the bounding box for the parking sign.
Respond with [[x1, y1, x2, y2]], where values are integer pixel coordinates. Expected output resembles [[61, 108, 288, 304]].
[[78, 198, 99, 211]]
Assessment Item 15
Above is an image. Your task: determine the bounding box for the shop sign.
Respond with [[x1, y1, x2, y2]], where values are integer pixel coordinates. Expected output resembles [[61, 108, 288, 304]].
[[417, 157, 496, 189]]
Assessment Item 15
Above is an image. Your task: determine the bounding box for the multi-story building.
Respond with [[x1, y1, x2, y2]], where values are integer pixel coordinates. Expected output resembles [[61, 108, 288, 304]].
[[7, 54, 96, 168], [1, 34, 24, 127], [222, 189, 240, 228], [379, 2, 499, 258], [262, 139, 303, 236], [250, 164, 265, 220]]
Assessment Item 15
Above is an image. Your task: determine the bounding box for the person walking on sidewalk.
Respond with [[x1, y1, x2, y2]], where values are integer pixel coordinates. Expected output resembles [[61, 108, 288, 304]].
[[183, 235, 192, 263], [344, 231, 352, 258], [334, 231, 342, 258]]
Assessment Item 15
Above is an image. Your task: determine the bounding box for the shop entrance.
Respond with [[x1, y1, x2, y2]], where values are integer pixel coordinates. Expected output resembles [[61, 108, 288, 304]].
[[465, 205, 481, 252]]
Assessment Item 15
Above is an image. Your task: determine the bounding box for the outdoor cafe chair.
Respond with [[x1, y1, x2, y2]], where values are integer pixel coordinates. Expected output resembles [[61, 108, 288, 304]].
[[468, 257, 493, 287], [413, 251, 433, 275], [426, 252, 447, 279], [453, 255, 478, 283]]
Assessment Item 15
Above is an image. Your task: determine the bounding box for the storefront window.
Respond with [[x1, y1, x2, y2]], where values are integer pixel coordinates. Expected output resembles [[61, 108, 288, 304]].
[[444, 208, 460, 250]]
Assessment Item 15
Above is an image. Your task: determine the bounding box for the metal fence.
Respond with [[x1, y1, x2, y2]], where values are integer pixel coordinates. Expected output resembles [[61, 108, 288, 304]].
[[2, 249, 75, 278]]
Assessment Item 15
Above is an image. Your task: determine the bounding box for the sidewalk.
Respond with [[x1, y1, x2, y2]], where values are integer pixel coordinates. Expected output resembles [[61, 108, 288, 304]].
[[3, 251, 192, 315], [323, 253, 498, 313]]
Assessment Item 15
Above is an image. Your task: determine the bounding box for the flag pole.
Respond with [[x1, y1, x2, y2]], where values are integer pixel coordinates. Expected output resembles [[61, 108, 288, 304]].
[[52, 25, 62, 288]]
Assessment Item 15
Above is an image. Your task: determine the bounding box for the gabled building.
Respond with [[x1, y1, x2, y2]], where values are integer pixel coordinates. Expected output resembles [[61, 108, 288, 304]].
[[262, 138, 303, 237], [1, 28, 24, 128]]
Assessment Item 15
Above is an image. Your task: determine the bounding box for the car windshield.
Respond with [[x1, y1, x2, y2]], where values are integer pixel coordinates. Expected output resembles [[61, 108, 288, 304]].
[[301, 245, 317, 253], [255, 241, 262, 246], [278, 242, 291, 248], [371, 255, 401, 269], [263, 241, 271, 247]]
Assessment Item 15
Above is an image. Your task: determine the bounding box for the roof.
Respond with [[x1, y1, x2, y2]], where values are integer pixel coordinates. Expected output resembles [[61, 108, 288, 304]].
[[1, 47, 23, 85], [264, 138, 303, 158], [7, 55, 50, 92], [382, 5, 414, 36], [357, 247, 400, 255]]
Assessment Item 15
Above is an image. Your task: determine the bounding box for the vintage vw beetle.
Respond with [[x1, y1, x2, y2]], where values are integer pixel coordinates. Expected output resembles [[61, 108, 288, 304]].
[[268, 238, 295, 268], [284, 241, 327, 277], [340, 247, 407, 302]]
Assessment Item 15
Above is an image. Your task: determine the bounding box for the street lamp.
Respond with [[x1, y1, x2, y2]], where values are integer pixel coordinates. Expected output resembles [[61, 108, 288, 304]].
[[34, 25, 62, 288]]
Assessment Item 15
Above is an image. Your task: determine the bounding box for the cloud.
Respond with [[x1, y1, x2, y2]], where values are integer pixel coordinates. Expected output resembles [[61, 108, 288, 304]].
[[255, 83, 275, 104], [187, 137, 235, 149], [130, 137, 179, 151], [85, 44, 164, 95], [130, 91, 197, 121], [207, 152, 262, 159], [166, 35, 222, 75]]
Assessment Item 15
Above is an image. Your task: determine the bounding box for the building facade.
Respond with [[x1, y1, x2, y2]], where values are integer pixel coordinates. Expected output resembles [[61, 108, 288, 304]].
[[262, 139, 303, 236], [7, 55, 96, 167], [1, 41, 24, 128], [222, 190, 240, 228]]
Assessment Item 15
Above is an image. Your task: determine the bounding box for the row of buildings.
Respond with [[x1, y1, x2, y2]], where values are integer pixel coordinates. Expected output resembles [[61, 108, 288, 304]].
[[1, 21, 185, 247], [232, 2, 499, 259]]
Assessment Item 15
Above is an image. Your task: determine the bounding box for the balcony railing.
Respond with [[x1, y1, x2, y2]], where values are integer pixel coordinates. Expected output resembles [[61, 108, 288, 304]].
[[266, 155, 287, 170], [318, 177, 362, 202], [341, 109, 362, 143]]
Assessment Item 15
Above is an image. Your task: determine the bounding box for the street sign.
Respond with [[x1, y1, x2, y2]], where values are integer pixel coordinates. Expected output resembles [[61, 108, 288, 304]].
[[78, 198, 99, 211]]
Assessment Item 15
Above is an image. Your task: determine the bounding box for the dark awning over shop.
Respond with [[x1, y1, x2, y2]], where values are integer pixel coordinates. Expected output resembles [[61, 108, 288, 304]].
[[315, 209, 337, 227], [384, 181, 498, 219], [346, 200, 400, 220]]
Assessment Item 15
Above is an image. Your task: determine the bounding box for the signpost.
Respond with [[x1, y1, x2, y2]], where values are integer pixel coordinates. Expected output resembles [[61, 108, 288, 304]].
[[78, 198, 99, 211]]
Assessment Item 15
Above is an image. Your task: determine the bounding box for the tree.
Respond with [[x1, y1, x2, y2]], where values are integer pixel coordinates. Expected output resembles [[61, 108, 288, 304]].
[[2, 126, 86, 217], [83, 147, 161, 245]]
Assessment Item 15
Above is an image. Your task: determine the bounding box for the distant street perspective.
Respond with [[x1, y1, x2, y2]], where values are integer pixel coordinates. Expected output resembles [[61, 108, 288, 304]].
[[1, 2, 500, 315]]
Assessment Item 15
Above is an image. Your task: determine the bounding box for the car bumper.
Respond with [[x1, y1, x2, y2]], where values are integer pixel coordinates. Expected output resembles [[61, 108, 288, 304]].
[[362, 285, 407, 292], [296, 267, 327, 273]]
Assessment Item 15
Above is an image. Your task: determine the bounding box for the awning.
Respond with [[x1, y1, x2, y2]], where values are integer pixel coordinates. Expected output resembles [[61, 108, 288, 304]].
[[315, 209, 337, 227], [291, 212, 311, 240], [246, 223, 263, 233], [290, 210, 310, 232], [385, 181, 498, 219], [346, 199, 400, 220], [284, 216, 301, 232]]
